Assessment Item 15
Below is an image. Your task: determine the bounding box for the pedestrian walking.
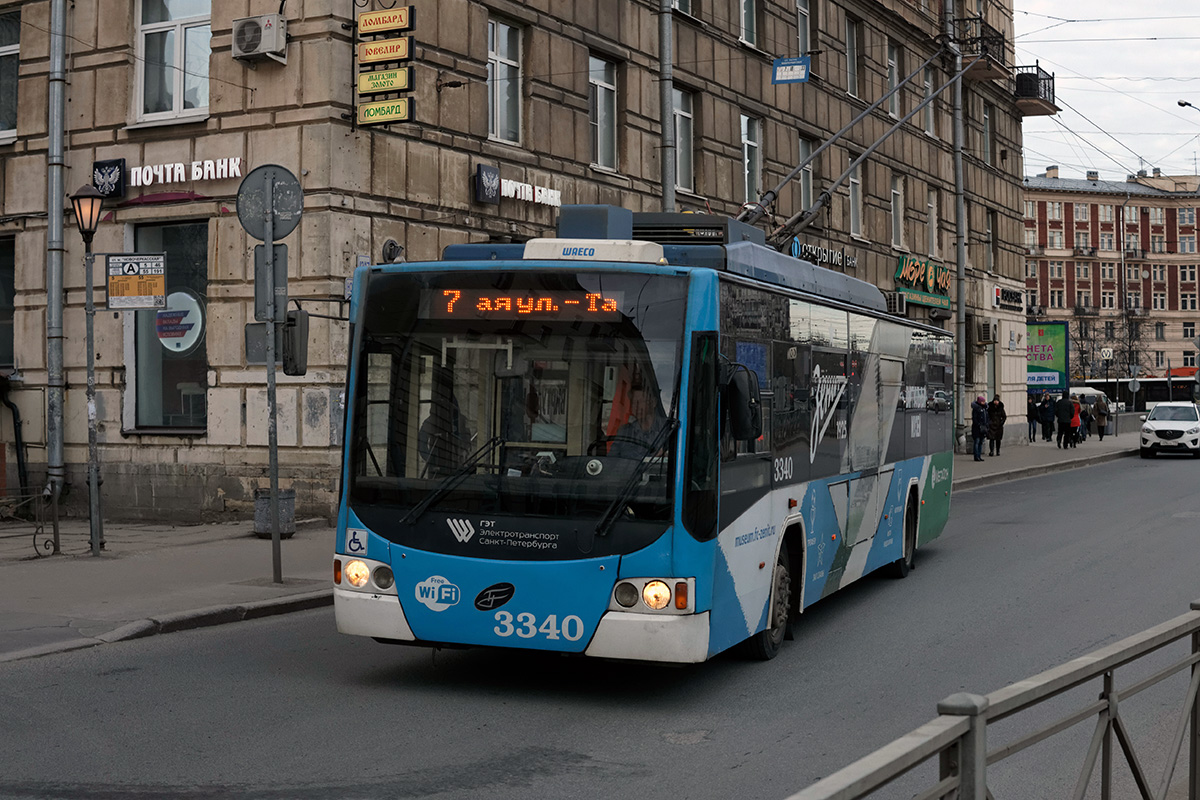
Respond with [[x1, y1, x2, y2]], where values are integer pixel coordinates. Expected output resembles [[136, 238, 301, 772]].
[[971, 395, 989, 462], [1055, 393, 1075, 449], [987, 394, 1007, 456], [1038, 394, 1055, 441], [1078, 399, 1092, 443], [1026, 395, 1038, 443], [1093, 394, 1110, 441], [1070, 394, 1082, 447]]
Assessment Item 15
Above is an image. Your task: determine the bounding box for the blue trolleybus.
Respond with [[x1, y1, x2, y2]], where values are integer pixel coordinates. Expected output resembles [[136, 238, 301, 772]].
[[333, 206, 955, 662]]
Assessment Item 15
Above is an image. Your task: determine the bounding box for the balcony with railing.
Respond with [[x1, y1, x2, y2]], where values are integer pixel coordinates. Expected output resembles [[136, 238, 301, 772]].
[[1073, 246, 1097, 257], [955, 16, 1008, 81], [1014, 63, 1059, 116]]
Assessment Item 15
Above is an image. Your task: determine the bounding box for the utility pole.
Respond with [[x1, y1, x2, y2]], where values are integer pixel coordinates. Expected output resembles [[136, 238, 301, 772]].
[[45, 0, 67, 547], [658, 0, 675, 212], [947, 0, 968, 450]]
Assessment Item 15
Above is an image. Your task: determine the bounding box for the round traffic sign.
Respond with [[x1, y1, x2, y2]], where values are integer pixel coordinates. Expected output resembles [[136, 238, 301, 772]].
[[236, 164, 303, 241], [1128, 379, 1141, 393]]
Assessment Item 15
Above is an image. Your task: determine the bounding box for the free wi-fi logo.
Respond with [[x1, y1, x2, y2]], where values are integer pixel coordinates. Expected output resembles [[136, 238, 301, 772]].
[[446, 518, 475, 543]]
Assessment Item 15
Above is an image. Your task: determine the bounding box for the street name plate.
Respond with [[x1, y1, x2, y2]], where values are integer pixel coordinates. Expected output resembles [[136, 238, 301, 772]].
[[105, 254, 166, 309]]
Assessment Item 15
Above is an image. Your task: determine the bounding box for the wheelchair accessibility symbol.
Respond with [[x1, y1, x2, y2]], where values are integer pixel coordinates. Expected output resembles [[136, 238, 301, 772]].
[[347, 529, 365, 553]]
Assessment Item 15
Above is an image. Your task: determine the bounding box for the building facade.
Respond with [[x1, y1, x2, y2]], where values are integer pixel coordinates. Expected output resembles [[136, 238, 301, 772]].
[[0, 0, 1034, 522], [1023, 166, 1200, 382]]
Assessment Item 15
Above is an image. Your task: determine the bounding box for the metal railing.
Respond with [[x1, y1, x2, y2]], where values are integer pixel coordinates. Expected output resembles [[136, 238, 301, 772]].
[[785, 600, 1200, 800]]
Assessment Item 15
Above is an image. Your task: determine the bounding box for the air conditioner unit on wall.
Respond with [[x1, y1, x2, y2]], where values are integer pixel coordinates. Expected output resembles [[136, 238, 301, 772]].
[[976, 317, 999, 344], [885, 292, 907, 316], [232, 14, 288, 65]]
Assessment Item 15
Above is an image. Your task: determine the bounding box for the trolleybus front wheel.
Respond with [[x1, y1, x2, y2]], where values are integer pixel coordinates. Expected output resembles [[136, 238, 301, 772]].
[[742, 543, 792, 660]]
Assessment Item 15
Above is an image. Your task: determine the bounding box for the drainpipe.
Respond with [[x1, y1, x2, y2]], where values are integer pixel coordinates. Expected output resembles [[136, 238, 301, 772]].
[[947, 0, 968, 450], [659, 0, 676, 212], [45, 0, 66, 515]]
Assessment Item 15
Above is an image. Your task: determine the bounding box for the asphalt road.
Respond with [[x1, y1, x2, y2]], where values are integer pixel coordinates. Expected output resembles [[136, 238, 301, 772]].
[[2, 456, 1199, 800]]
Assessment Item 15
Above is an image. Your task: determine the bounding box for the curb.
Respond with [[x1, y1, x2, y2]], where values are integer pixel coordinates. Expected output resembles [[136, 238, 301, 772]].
[[0, 589, 333, 664], [953, 448, 1137, 492]]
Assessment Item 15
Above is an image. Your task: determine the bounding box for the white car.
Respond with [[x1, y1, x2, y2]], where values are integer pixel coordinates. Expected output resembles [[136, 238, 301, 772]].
[[1139, 402, 1200, 458]]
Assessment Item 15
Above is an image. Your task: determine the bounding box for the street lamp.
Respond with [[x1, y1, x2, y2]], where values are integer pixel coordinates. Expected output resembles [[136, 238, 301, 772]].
[[70, 184, 104, 557]]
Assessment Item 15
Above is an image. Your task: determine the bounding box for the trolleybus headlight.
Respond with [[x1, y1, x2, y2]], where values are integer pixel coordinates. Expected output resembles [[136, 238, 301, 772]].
[[642, 580, 671, 610], [614, 582, 639, 608], [373, 565, 395, 590], [345, 560, 370, 588]]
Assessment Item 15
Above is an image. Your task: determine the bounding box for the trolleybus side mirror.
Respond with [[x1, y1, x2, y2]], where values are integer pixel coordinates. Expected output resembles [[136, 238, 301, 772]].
[[727, 365, 763, 442], [282, 309, 309, 376]]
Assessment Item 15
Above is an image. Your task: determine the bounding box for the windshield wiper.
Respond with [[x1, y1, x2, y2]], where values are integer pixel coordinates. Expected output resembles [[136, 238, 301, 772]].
[[593, 419, 679, 538], [399, 436, 505, 527]]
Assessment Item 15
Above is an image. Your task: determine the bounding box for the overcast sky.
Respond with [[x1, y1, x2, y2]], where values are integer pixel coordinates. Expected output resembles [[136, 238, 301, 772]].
[[1014, 2, 1200, 182]]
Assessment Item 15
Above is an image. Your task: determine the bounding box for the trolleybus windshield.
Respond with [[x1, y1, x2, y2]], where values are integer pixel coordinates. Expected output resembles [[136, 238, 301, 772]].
[[349, 270, 687, 530]]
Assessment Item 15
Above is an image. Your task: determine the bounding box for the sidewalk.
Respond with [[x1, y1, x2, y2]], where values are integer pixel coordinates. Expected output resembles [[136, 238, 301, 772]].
[[952, 428, 1137, 491], [0, 433, 1137, 664]]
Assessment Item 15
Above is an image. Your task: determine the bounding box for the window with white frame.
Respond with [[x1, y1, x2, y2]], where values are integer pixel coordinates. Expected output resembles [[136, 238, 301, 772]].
[[1181, 235, 1196, 254], [1076, 289, 1090, 308], [1101, 290, 1115, 309], [1125, 234, 1139, 251], [1024, 200, 1035, 218], [1150, 207, 1165, 224], [1075, 231, 1089, 249], [1099, 205, 1114, 222], [1151, 234, 1165, 253], [1126, 263, 1140, 280], [1101, 262, 1115, 279], [923, 66, 936, 136], [848, 156, 862, 236], [1153, 291, 1167, 310], [798, 136, 815, 212], [0, 11, 18, 134], [741, 114, 761, 203], [1048, 202, 1062, 220], [1024, 227, 1036, 247], [1153, 263, 1167, 281], [1050, 289, 1064, 308], [1180, 207, 1196, 225], [488, 19, 521, 143], [1155, 351, 1165, 368], [1025, 260, 1037, 278], [887, 41, 900, 117], [1100, 232, 1115, 251], [1074, 203, 1089, 221], [797, 0, 811, 57], [1127, 291, 1141, 309], [741, 0, 758, 46], [845, 16, 861, 97], [1026, 288, 1037, 310], [673, 87, 694, 192], [138, 0, 211, 121], [982, 101, 994, 166], [1124, 205, 1139, 222], [1155, 322, 1166, 340], [131, 221, 209, 429], [1182, 292, 1198, 311], [1186, 351, 1197, 368], [1076, 262, 1090, 279], [891, 174, 905, 247], [673, 0, 693, 13], [588, 56, 617, 170], [1048, 230, 1063, 249], [1184, 321, 1196, 339], [1049, 260, 1064, 278], [1182, 265, 1197, 282]]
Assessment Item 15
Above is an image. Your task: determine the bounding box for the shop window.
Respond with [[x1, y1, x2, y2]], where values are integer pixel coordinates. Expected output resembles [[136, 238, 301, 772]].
[[137, 0, 211, 122], [0, 238, 13, 367], [131, 222, 208, 429]]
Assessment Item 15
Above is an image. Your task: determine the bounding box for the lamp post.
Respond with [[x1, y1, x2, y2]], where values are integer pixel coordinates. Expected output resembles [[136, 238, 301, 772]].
[[70, 184, 104, 557]]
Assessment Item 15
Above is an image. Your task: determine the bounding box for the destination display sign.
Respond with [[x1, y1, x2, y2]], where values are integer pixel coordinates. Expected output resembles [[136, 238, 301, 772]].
[[357, 6, 414, 35], [425, 289, 623, 321], [105, 254, 166, 309], [358, 67, 412, 95]]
